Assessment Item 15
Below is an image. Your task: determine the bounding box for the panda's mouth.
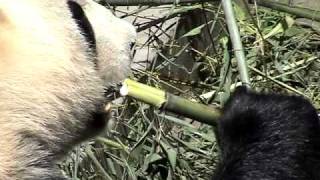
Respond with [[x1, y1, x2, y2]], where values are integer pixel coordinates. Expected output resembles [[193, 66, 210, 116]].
[[67, 0, 97, 59]]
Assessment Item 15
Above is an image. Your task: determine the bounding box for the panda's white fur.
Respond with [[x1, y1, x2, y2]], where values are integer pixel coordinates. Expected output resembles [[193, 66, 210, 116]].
[[0, 0, 136, 179], [77, 0, 136, 85]]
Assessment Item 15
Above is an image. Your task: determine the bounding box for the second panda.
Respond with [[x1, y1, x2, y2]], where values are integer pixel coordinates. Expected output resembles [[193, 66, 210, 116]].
[[213, 87, 320, 180]]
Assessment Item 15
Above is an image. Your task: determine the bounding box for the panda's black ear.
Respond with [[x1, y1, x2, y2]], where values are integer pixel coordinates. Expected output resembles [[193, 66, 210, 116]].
[[67, 1, 96, 54], [222, 86, 253, 107], [233, 85, 251, 96]]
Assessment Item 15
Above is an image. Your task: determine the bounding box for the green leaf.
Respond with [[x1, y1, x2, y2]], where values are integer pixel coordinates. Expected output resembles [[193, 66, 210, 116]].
[[233, 1, 247, 21], [171, 5, 202, 15], [181, 24, 206, 38], [284, 26, 307, 37], [142, 153, 163, 171], [160, 142, 177, 170], [149, 153, 163, 163]]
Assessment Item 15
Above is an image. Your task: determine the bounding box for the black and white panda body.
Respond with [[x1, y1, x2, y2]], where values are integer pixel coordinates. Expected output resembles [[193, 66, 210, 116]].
[[0, 0, 136, 179]]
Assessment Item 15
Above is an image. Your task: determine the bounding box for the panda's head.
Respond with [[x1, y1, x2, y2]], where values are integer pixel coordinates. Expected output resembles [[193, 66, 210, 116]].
[[68, 0, 137, 86], [0, 1, 137, 178]]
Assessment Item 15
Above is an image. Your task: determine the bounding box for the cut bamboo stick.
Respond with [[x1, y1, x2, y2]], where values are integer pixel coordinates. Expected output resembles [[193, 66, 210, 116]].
[[121, 79, 220, 126]]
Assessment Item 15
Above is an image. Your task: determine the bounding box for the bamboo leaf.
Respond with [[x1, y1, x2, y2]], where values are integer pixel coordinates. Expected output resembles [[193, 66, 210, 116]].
[[181, 24, 206, 38], [160, 142, 177, 170]]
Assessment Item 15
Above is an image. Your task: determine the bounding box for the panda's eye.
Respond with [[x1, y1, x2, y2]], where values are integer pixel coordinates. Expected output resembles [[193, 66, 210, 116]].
[[129, 42, 135, 50], [130, 42, 136, 57]]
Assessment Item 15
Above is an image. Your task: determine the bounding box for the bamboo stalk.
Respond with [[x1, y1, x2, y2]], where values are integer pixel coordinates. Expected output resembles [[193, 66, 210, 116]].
[[121, 79, 220, 126], [256, 0, 320, 22], [222, 0, 251, 87], [165, 94, 220, 126], [105, 0, 320, 23], [103, 0, 212, 6], [121, 79, 166, 108], [85, 146, 113, 180]]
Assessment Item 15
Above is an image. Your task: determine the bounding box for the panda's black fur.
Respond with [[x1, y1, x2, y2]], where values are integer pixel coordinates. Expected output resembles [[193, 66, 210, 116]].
[[213, 86, 320, 180]]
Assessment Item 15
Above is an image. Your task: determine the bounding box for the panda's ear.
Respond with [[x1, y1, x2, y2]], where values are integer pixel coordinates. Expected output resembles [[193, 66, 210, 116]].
[[233, 85, 251, 96], [67, 0, 96, 54], [222, 86, 253, 108]]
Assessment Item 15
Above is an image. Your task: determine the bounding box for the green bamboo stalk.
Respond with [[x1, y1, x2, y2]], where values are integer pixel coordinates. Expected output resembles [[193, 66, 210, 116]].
[[121, 79, 220, 126], [121, 79, 166, 108], [256, 0, 320, 22], [104, 0, 320, 23], [165, 94, 220, 126], [103, 0, 212, 6], [222, 0, 251, 87]]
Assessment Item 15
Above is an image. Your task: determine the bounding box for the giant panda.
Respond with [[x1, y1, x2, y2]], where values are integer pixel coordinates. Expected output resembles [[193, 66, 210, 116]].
[[213, 86, 320, 180], [0, 0, 136, 179]]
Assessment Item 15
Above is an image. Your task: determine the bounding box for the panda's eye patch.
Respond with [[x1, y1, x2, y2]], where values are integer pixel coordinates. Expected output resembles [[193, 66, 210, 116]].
[[67, 1, 96, 54], [129, 42, 135, 50]]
